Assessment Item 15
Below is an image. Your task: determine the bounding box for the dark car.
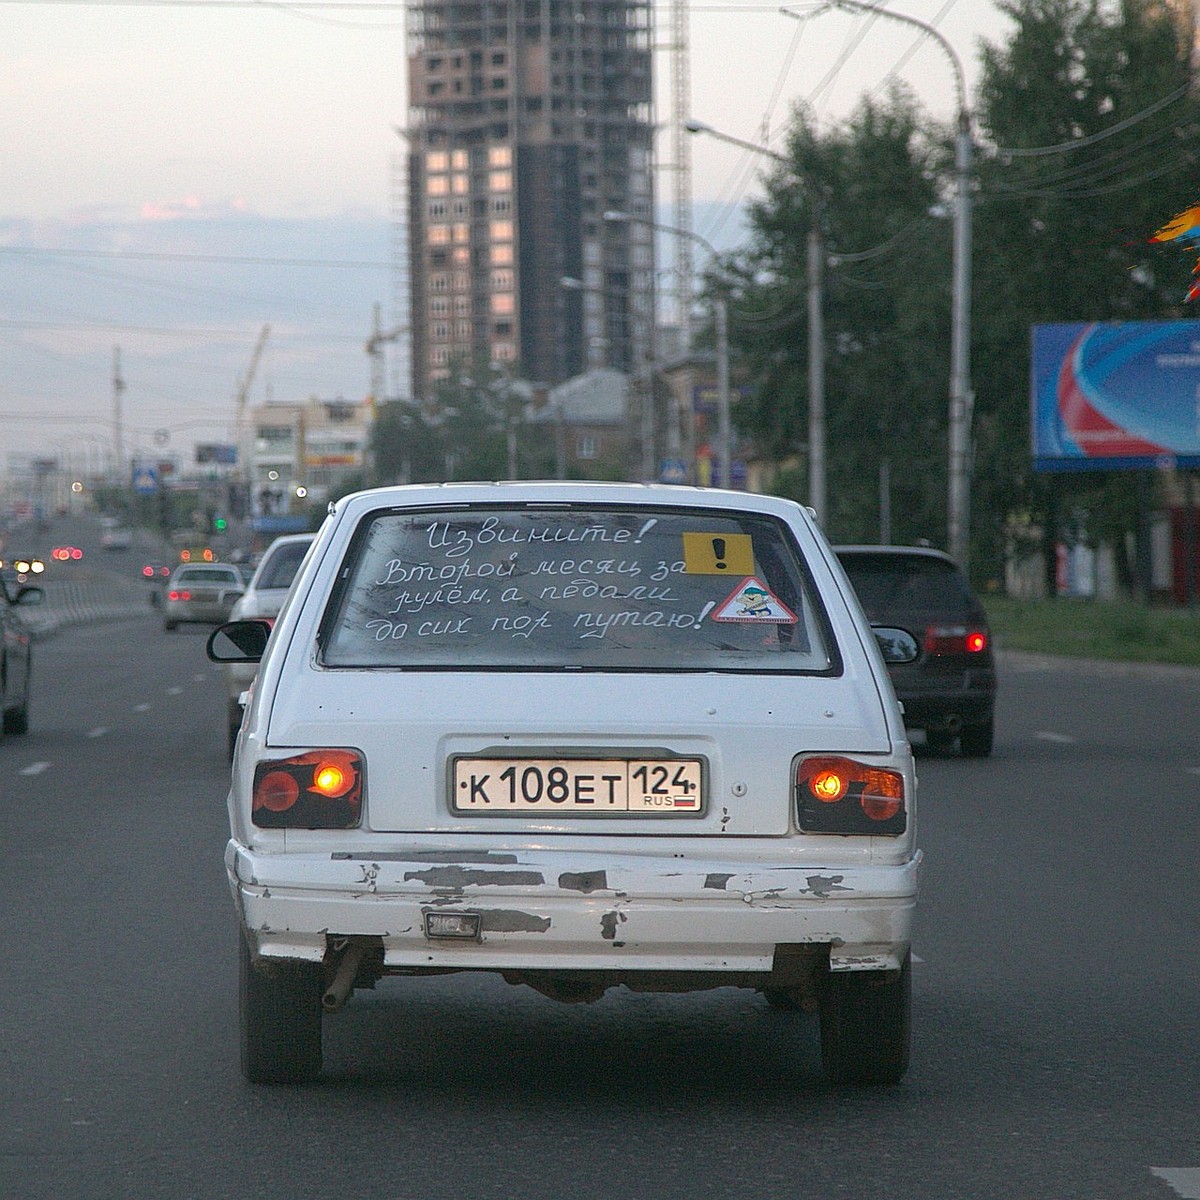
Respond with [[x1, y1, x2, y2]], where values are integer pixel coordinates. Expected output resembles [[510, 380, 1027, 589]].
[[0, 571, 44, 739], [835, 545, 997, 757]]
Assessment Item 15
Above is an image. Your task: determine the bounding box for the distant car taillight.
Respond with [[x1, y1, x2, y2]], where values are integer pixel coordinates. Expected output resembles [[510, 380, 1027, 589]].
[[923, 625, 988, 655], [796, 755, 906, 835], [252, 750, 363, 829], [168, 589, 191, 602]]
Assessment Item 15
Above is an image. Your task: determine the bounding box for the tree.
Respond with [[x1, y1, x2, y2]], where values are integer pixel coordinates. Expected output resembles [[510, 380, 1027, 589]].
[[972, 0, 1200, 585], [369, 352, 525, 484], [726, 87, 951, 543], [727, 0, 1200, 586]]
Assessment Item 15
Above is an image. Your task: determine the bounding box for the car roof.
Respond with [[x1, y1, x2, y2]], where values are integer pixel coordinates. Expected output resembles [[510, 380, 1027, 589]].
[[172, 561, 241, 575], [834, 544, 958, 567], [331, 480, 811, 520]]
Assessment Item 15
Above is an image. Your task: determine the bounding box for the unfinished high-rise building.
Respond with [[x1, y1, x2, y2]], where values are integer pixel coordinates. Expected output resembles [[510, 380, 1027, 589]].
[[405, 0, 656, 400]]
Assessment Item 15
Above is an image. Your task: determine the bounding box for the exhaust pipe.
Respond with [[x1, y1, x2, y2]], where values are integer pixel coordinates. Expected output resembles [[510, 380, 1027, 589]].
[[322, 940, 368, 1012]]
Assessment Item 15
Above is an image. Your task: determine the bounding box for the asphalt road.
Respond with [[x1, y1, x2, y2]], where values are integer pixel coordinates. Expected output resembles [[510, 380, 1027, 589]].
[[1, 601, 1198, 1200]]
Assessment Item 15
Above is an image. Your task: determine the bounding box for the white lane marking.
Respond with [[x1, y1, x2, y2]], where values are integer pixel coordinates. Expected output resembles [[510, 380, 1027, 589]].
[[86, 727, 108, 739], [133, 703, 151, 713], [1186, 768, 1200, 777], [1151, 1168, 1200, 1198], [191, 673, 206, 682], [1035, 731, 1077, 744], [19, 762, 50, 776], [166, 686, 183, 696]]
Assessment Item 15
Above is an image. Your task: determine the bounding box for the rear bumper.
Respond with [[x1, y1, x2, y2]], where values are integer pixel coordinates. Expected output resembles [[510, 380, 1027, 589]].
[[227, 841, 921, 975]]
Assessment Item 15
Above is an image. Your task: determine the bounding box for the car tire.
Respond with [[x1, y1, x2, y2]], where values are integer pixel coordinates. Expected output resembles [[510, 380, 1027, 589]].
[[164, 620, 177, 632], [239, 935, 323, 1085], [959, 718, 994, 758], [819, 952, 910, 1086], [2, 661, 31, 735], [925, 729, 955, 754]]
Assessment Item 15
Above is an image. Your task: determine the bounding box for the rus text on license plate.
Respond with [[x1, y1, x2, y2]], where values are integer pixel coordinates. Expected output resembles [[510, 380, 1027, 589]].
[[452, 757, 704, 815]]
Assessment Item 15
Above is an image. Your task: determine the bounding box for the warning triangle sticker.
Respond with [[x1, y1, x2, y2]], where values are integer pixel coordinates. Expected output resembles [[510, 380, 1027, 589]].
[[711, 576, 798, 624]]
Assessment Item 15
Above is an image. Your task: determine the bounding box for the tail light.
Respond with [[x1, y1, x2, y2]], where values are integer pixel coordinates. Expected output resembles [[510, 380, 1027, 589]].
[[796, 755, 906, 835], [252, 750, 363, 829], [168, 589, 191, 602], [923, 624, 989, 655]]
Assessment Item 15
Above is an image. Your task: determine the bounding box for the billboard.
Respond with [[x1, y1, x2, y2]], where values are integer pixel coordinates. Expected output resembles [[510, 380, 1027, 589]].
[[196, 443, 237, 465], [1032, 320, 1200, 472]]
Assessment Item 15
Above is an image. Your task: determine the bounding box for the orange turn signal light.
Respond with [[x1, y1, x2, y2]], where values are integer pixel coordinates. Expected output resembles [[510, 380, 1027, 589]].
[[796, 756, 906, 834], [252, 750, 363, 829]]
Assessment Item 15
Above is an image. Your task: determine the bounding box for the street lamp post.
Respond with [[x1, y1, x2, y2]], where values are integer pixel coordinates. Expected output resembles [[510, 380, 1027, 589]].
[[785, 1, 973, 565], [685, 119, 826, 524], [603, 211, 732, 490]]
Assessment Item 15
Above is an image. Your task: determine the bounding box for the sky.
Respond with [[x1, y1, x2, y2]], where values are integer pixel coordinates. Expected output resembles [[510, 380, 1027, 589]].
[[0, 0, 1013, 477]]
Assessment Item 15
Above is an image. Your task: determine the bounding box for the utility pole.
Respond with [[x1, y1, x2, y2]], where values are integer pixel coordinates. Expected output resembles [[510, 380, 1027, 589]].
[[605, 211, 732, 489], [112, 346, 126, 487], [793, 1, 974, 565]]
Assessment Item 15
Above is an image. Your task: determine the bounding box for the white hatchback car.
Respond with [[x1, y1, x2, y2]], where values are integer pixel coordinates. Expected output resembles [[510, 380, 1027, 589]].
[[222, 533, 315, 756], [208, 482, 922, 1086]]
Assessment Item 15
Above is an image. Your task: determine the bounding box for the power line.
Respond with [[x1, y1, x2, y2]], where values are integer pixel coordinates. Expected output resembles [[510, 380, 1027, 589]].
[[992, 82, 1190, 158]]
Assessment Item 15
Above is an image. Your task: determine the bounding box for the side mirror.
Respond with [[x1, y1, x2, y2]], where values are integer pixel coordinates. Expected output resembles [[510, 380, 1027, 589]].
[[872, 626, 919, 665], [207, 618, 272, 663]]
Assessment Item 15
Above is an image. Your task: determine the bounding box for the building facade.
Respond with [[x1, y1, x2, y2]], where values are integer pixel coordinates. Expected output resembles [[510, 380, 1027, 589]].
[[246, 398, 371, 528], [405, 0, 656, 400]]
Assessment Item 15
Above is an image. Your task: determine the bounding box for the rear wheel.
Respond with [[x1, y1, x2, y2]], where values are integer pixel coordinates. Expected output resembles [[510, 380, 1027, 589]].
[[819, 952, 911, 1086], [164, 620, 177, 632], [924, 729, 955, 754], [239, 936, 323, 1084], [960, 717, 994, 758]]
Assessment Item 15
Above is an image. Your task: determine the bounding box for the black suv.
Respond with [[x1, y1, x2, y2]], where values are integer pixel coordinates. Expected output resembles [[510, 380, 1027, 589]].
[[835, 545, 997, 757]]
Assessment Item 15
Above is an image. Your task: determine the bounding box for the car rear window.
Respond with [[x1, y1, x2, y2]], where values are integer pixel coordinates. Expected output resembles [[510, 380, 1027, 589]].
[[319, 505, 837, 673], [176, 567, 240, 585], [256, 541, 311, 591], [838, 553, 974, 610]]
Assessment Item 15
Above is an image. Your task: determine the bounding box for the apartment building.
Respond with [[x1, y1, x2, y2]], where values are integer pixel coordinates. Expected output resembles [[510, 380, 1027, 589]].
[[406, 0, 656, 400]]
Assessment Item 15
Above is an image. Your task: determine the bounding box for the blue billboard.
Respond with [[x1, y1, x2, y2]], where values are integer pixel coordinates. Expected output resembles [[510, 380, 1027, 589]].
[[1031, 320, 1200, 472]]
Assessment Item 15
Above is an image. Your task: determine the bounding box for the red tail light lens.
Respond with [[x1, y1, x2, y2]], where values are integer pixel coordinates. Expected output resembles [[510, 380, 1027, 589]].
[[252, 750, 363, 829], [923, 625, 989, 655], [796, 755, 906, 835], [168, 589, 191, 602]]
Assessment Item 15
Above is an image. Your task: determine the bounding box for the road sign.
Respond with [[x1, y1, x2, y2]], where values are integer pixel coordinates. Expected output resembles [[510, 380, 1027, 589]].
[[132, 465, 159, 495]]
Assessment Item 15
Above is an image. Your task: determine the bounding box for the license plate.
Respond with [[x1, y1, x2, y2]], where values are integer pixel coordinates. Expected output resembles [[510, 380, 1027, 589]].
[[452, 757, 704, 815]]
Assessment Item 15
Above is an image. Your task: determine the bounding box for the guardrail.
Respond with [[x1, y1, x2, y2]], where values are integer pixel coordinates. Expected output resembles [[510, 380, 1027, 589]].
[[20, 577, 155, 641]]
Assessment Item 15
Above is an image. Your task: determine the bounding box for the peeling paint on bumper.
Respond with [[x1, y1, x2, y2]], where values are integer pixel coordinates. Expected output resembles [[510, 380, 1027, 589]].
[[228, 841, 920, 974]]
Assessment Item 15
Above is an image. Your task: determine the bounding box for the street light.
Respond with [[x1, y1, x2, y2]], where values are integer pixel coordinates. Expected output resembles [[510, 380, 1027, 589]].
[[604, 210, 733, 490], [783, 2, 973, 566], [684, 119, 827, 524]]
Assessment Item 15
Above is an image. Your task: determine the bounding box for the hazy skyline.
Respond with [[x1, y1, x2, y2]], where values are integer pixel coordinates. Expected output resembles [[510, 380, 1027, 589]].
[[2, 0, 1010, 470]]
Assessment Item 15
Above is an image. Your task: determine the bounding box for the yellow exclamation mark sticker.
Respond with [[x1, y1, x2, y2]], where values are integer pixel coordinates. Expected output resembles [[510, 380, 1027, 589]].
[[681, 532, 755, 574]]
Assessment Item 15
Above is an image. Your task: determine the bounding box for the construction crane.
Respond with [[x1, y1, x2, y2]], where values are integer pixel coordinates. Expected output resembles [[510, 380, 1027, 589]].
[[365, 303, 409, 406]]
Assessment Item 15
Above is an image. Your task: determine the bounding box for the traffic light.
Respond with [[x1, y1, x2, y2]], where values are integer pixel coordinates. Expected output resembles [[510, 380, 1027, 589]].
[[214, 515, 228, 532]]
